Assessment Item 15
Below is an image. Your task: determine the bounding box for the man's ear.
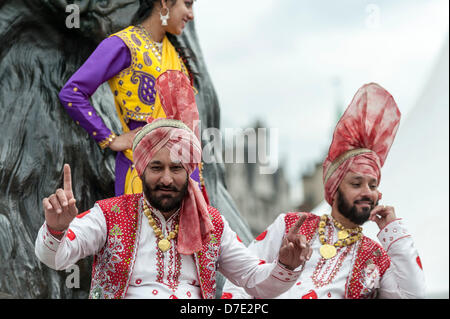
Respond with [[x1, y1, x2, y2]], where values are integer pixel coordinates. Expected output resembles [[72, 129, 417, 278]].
[[331, 189, 340, 208]]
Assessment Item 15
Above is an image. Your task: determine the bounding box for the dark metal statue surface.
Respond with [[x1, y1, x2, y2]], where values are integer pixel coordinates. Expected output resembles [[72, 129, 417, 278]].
[[0, 0, 252, 298]]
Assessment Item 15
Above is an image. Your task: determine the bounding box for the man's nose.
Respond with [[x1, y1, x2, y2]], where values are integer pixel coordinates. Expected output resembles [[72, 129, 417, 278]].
[[160, 168, 174, 185], [360, 184, 373, 197]]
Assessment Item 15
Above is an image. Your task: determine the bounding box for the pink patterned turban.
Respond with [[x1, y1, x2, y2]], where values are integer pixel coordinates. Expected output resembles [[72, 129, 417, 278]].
[[322, 83, 401, 205], [156, 69, 200, 140], [132, 70, 213, 255]]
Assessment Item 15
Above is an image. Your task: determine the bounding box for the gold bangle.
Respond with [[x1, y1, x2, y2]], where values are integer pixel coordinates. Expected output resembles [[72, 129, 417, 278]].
[[98, 132, 117, 150]]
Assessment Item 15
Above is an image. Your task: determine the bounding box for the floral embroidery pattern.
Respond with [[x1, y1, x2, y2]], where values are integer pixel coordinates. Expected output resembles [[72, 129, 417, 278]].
[[359, 262, 381, 298], [90, 235, 124, 299]]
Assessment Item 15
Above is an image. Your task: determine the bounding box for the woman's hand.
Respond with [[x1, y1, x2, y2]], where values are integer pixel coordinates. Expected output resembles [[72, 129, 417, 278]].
[[109, 127, 142, 152]]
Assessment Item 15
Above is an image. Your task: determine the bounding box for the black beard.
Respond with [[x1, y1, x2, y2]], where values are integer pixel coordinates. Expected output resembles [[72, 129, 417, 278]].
[[336, 190, 377, 225], [143, 179, 189, 213]]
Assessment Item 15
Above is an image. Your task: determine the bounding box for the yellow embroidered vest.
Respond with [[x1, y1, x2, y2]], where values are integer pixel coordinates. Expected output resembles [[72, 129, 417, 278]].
[[108, 25, 189, 126], [107, 26, 190, 194]]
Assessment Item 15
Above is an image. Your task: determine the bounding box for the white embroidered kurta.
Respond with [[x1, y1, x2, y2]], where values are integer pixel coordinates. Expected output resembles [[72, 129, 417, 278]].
[[35, 204, 301, 299], [222, 213, 426, 299]]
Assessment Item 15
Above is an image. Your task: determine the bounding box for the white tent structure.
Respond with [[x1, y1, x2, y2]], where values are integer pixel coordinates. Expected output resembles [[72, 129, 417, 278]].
[[313, 37, 449, 298]]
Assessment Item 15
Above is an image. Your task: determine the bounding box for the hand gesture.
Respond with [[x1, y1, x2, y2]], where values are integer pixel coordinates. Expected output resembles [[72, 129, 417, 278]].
[[369, 204, 396, 230], [109, 127, 142, 152], [278, 214, 312, 270], [42, 164, 78, 233]]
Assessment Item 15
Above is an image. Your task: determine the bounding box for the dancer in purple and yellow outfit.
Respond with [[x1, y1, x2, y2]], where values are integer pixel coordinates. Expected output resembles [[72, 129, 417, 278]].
[[59, 0, 206, 199]]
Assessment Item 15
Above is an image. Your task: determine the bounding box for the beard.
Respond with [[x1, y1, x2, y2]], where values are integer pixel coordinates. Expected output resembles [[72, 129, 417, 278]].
[[336, 189, 378, 225], [143, 178, 189, 213]]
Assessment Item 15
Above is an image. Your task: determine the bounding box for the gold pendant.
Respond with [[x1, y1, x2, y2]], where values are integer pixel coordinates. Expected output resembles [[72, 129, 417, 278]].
[[158, 239, 171, 252], [338, 230, 349, 240], [320, 244, 337, 259]]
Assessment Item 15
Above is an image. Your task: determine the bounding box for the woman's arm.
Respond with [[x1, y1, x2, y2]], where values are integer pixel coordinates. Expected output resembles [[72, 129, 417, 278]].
[[58, 36, 131, 148]]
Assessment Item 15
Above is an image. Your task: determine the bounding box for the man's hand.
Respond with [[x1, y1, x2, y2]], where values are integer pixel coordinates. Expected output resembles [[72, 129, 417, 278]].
[[42, 164, 78, 234], [369, 204, 397, 230], [278, 214, 312, 270], [109, 127, 142, 152]]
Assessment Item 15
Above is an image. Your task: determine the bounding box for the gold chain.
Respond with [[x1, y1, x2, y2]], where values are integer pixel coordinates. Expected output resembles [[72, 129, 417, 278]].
[[142, 200, 179, 252], [318, 214, 362, 259]]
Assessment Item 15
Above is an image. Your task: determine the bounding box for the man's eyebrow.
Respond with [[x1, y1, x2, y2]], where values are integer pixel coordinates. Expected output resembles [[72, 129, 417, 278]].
[[149, 160, 163, 165]]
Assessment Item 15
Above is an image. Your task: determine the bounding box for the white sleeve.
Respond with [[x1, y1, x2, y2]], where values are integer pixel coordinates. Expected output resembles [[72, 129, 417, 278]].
[[219, 214, 299, 299], [377, 219, 426, 299], [34, 204, 107, 271]]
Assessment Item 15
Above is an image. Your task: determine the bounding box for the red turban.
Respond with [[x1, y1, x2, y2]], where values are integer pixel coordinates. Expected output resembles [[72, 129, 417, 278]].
[[132, 70, 213, 255], [322, 83, 401, 205]]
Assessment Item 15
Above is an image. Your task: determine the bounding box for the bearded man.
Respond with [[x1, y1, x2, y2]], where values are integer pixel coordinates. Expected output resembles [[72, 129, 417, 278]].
[[221, 83, 426, 299], [34, 71, 311, 299]]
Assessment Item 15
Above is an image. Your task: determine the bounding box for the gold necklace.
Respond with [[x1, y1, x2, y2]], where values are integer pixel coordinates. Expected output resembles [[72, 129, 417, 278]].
[[318, 214, 362, 259], [142, 200, 179, 252]]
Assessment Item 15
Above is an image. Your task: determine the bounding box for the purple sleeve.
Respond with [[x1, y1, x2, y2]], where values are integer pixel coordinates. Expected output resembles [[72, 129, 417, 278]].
[[58, 36, 131, 144]]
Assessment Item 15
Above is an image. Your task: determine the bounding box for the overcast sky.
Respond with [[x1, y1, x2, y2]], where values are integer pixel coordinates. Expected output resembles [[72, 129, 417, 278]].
[[194, 0, 449, 197]]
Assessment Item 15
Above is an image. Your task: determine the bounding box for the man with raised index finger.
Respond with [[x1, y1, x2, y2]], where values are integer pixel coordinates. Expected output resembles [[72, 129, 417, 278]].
[[34, 70, 312, 299], [221, 83, 426, 299]]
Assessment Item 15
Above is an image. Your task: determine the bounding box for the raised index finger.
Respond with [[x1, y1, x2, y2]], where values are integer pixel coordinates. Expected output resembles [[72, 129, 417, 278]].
[[287, 213, 307, 237], [63, 164, 73, 196]]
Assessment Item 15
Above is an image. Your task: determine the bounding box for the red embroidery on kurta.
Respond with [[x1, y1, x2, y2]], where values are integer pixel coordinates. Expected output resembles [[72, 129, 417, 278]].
[[302, 290, 318, 299], [255, 230, 267, 241], [258, 259, 266, 265], [76, 210, 91, 219], [221, 292, 233, 299], [66, 229, 76, 241], [236, 235, 242, 242], [416, 256, 423, 270]]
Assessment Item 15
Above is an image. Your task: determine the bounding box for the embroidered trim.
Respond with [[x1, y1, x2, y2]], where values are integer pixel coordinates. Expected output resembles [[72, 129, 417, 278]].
[[98, 132, 117, 149], [43, 240, 58, 252], [385, 235, 412, 252], [376, 218, 403, 237], [324, 148, 374, 184], [122, 197, 143, 298]]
